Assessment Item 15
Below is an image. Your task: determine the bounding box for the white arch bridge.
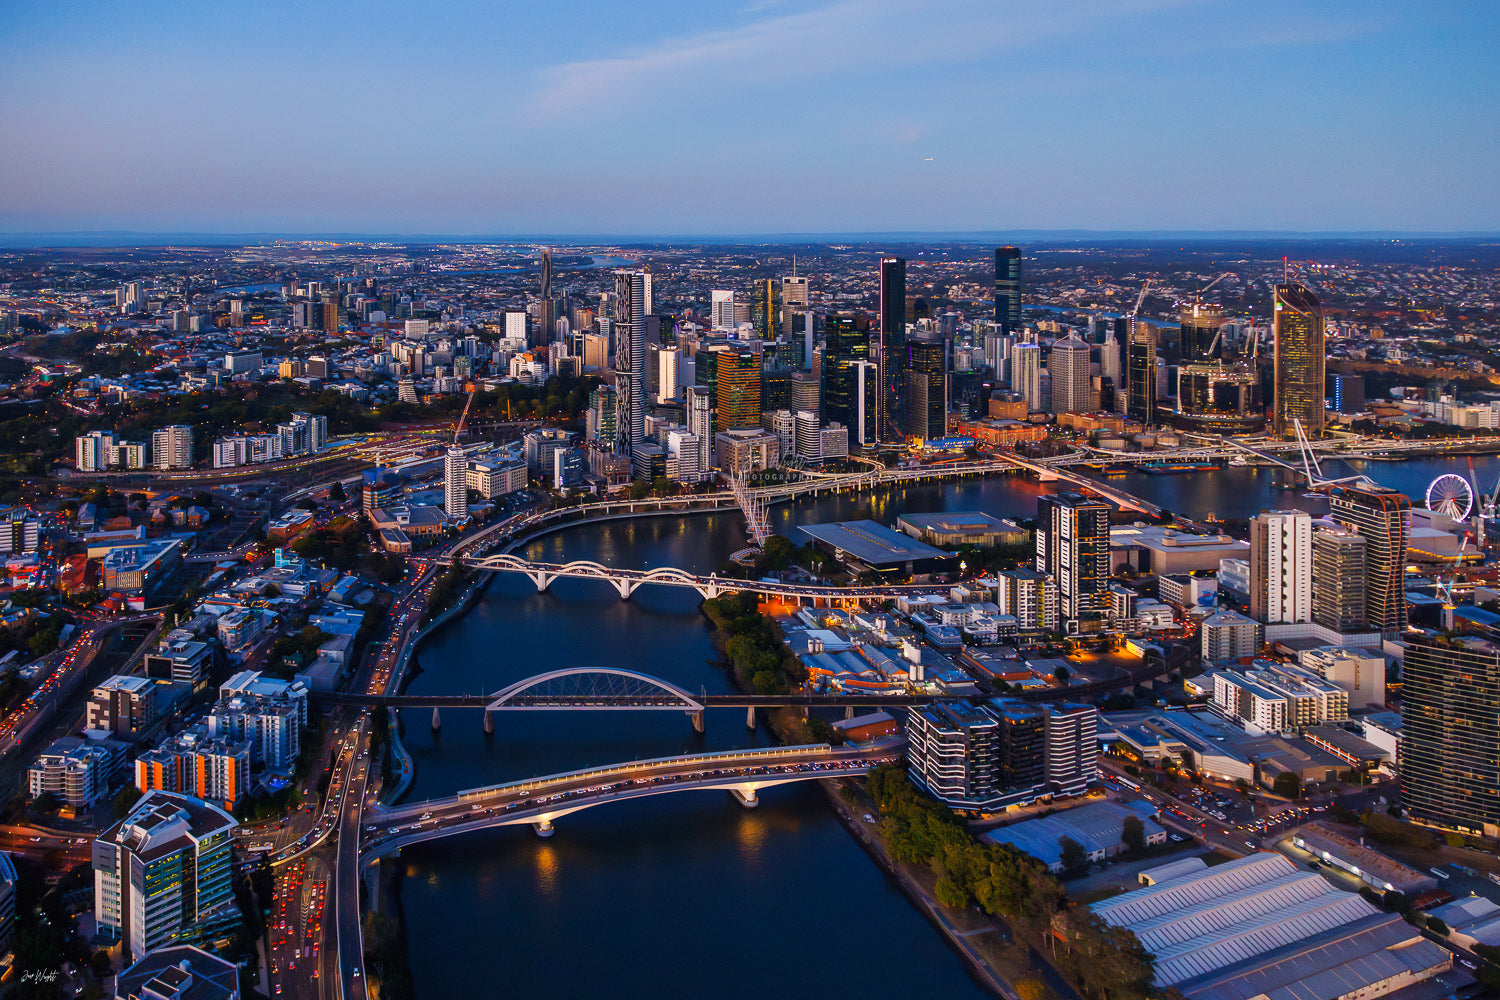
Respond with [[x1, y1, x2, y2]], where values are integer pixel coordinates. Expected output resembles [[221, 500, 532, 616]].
[[323, 667, 960, 733], [440, 553, 952, 601], [362, 740, 901, 847]]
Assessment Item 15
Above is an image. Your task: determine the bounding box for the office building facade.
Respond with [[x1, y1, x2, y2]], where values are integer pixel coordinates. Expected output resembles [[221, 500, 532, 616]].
[[1272, 281, 1326, 438], [878, 256, 906, 438], [94, 791, 239, 961], [994, 246, 1023, 334], [1048, 332, 1091, 414], [1311, 526, 1367, 632]]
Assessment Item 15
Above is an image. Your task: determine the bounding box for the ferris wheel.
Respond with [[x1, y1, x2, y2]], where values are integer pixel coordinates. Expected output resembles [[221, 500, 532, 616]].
[[1426, 473, 1474, 520]]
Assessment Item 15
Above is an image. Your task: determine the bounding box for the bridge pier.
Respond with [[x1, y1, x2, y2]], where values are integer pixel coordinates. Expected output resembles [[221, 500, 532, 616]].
[[730, 786, 760, 808], [526, 572, 554, 592], [483, 709, 494, 735], [430, 707, 441, 730], [532, 817, 555, 838], [745, 705, 756, 729], [690, 710, 705, 734], [614, 579, 637, 600]]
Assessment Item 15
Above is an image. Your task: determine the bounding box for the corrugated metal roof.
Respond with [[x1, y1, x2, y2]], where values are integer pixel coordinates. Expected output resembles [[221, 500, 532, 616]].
[[1175, 913, 1450, 1000], [1093, 852, 1296, 926]]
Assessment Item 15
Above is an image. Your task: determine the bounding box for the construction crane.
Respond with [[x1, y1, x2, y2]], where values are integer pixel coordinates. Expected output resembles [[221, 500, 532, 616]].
[[1128, 278, 1152, 325], [1437, 535, 1470, 609], [452, 387, 477, 445]]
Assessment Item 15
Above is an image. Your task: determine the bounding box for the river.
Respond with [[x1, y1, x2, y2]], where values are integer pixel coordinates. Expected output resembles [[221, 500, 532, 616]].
[[395, 455, 1499, 999]]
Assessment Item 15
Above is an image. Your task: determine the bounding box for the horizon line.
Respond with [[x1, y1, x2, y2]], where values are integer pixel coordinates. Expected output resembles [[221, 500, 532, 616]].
[[3, 228, 1500, 249]]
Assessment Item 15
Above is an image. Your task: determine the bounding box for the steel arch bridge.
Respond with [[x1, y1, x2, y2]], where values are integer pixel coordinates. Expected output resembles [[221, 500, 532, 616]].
[[485, 667, 704, 712]]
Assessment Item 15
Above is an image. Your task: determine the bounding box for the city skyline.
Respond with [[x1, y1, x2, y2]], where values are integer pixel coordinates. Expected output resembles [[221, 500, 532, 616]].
[[2, 2, 1498, 235]]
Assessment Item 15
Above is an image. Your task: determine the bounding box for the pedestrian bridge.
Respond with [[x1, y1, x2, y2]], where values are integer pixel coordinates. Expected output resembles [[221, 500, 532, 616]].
[[361, 741, 900, 851]]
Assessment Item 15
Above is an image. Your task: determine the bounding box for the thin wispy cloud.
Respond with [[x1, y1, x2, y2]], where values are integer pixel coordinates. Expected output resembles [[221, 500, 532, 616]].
[[524, 0, 1195, 122]]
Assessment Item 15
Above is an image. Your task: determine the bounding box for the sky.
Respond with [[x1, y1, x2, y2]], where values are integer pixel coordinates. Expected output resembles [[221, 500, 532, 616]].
[[1, 0, 1498, 236]]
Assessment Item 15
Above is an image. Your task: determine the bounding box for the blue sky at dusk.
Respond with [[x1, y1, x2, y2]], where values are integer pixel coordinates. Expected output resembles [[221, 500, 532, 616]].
[[1, 0, 1497, 235]]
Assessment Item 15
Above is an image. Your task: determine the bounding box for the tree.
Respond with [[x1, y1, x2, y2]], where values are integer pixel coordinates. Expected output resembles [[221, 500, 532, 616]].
[[1052, 664, 1070, 683], [934, 876, 969, 909], [1058, 835, 1088, 873], [1272, 772, 1302, 800], [1426, 916, 1449, 937], [329, 480, 347, 502], [1122, 814, 1146, 854], [90, 950, 112, 977], [1014, 979, 1046, 1000]]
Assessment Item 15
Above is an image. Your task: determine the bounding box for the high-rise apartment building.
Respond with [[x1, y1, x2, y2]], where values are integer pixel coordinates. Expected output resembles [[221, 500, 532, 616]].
[[1400, 634, 1500, 837], [1249, 509, 1312, 624], [994, 569, 1059, 632], [614, 270, 648, 466], [152, 425, 194, 470], [1048, 333, 1091, 414], [878, 256, 906, 437], [1329, 486, 1410, 635], [851, 360, 879, 447], [444, 446, 468, 520], [1272, 282, 1325, 438], [1011, 342, 1043, 412], [994, 246, 1023, 334], [94, 791, 239, 961], [1036, 492, 1112, 623], [1311, 526, 1367, 632]]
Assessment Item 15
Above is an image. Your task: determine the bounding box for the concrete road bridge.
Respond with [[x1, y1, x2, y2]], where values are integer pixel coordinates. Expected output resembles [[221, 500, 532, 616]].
[[361, 740, 901, 846]]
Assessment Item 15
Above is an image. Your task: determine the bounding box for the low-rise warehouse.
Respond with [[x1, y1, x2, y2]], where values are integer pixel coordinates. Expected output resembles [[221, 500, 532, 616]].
[[981, 800, 1165, 872], [1290, 822, 1436, 895], [1093, 852, 1454, 999]]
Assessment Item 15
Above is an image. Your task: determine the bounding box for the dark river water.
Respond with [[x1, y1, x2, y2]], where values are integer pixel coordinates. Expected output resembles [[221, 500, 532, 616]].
[[396, 455, 1498, 999]]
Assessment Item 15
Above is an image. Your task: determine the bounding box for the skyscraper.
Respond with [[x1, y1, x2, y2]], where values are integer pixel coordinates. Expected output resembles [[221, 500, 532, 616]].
[[1036, 492, 1112, 623], [994, 246, 1022, 334], [754, 278, 778, 340], [1401, 633, 1500, 837], [1012, 343, 1043, 412], [851, 360, 879, 447], [903, 331, 947, 441], [444, 446, 468, 521], [780, 275, 809, 338], [822, 314, 872, 434], [1126, 322, 1158, 425], [878, 256, 906, 438], [710, 290, 736, 331], [1048, 333, 1091, 414], [685, 385, 713, 474], [1249, 509, 1312, 624], [1329, 485, 1410, 634], [1272, 281, 1326, 438], [713, 351, 762, 433], [614, 270, 648, 465], [1178, 301, 1224, 363]]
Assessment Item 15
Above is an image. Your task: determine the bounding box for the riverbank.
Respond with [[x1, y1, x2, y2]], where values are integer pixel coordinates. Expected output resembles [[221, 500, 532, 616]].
[[822, 778, 1029, 999]]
